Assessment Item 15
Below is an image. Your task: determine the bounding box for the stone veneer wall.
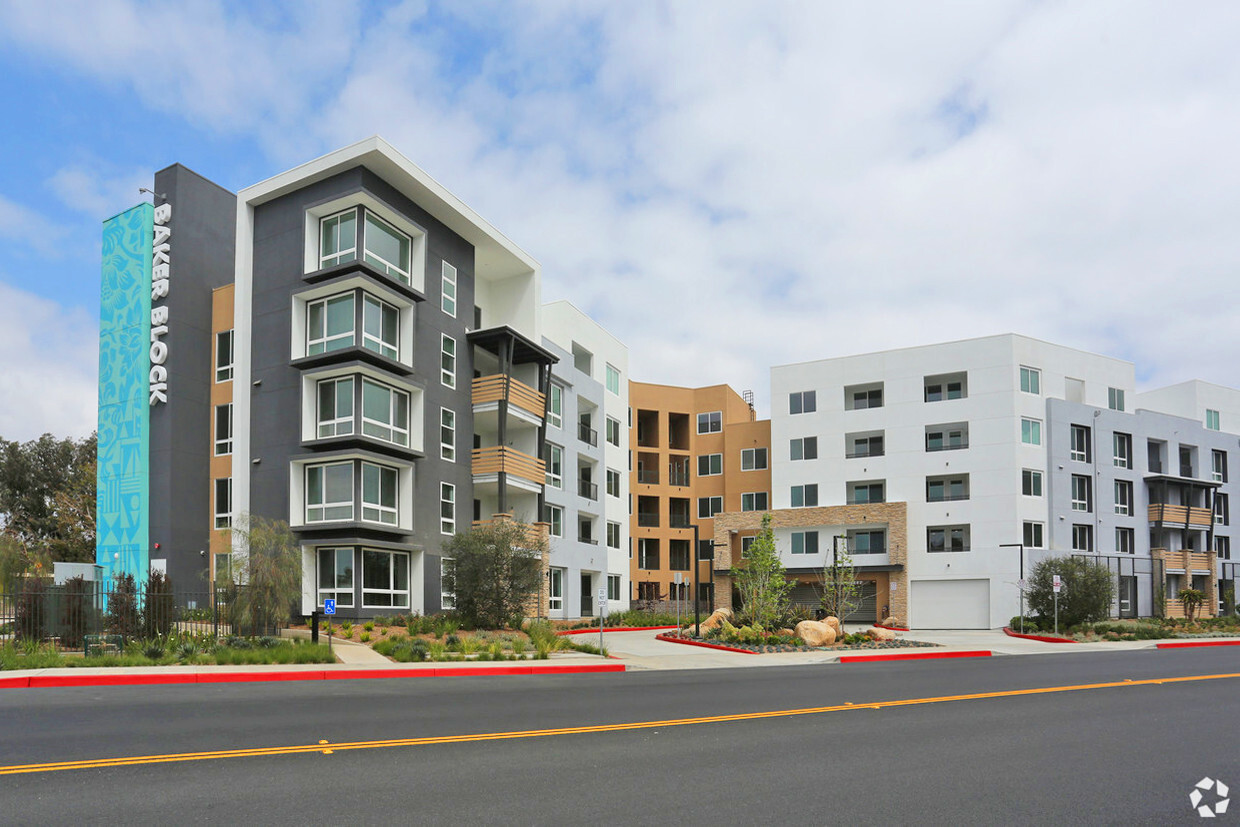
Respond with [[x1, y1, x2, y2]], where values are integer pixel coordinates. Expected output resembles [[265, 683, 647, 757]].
[[710, 502, 908, 623]]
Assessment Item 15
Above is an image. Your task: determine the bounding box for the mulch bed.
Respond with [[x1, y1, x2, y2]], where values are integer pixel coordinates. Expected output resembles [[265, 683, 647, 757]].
[[672, 635, 941, 654]]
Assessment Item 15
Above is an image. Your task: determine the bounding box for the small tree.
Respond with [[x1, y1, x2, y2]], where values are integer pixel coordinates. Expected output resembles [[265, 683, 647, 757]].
[[441, 519, 546, 629], [1179, 587, 1206, 624], [142, 570, 175, 638], [729, 514, 792, 630], [232, 514, 302, 635], [106, 572, 141, 640], [820, 539, 861, 622], [1027, 557, 1115, 629], [60, 574, 94, 648]]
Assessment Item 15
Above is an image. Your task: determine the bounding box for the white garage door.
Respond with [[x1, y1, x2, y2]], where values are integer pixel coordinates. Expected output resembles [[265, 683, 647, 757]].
[[911, 579, 991, 629]]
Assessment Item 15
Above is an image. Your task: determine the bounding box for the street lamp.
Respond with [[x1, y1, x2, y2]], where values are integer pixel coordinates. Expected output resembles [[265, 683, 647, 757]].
[[1000, 542, 1026, 633], [692, 523, 701, 636]]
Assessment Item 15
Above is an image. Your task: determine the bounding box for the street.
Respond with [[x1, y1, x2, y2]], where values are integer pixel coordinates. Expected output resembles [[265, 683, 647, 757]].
[[2, 648, 1237, 824]]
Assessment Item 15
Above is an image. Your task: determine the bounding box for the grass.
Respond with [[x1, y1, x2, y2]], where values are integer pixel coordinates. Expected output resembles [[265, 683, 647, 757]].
[[0, 637, 335, 670]]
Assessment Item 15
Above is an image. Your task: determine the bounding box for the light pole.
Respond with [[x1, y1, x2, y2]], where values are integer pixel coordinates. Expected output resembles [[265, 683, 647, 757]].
[[692, 523, 701, 636], [1000, 542, 1025, 633]]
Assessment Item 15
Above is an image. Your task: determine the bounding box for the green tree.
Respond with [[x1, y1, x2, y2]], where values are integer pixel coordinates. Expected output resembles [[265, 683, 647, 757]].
[[440, 519, 546, 629], [1027, 556, 1115, 629], [231, 514, 303, 635], [820, 539, 861, 622], [1179, 587, 1206, 624], [729, 514, 792, 630], [0, 432, 97, 563], [0, 533, 50, 593]]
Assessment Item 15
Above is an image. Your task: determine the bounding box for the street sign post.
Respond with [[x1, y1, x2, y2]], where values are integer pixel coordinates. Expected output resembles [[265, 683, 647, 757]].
[[674, 572, 683, 631], [598, 587, 607, 654], [324, 599, 336, 655], [1052, 576, 1062, 635]]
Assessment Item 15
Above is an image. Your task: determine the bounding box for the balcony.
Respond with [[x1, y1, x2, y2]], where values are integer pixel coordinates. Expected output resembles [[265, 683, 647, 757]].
[[472, 375, 545, 421], [1148, 504, 1213, 528], [471, 446, 545, 487], [1152, 549, 1213, 573], [637, 470, 660, 485], [669, 514, 691, 529], [1164, 597, 1216, 620], [578, 421, 598, 447], [578, 479, 598, 501], [638, 511, 660, 528]]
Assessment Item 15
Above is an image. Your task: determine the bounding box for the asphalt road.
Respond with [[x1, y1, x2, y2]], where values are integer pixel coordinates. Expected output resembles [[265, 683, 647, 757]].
[[2, 649, 1238, 825]]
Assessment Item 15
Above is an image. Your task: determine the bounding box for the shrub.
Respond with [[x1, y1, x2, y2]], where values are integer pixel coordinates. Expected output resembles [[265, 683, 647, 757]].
[[359, 631, 371, 643], [374, 616, 391, 628], [144, 641, 167, 659], [730, 514, 792, 630], [1026, 557, 1115, 629], [440, 520, 546, 630], [106, 573, 142, 641], [14, 577, 49, 641], [142, 570, 175, 638], [363, 621, 375, 632], [60, 575, 94, 649]]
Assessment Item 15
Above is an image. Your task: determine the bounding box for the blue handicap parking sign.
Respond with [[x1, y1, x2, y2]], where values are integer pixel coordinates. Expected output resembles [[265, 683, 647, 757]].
[[324, 599, 336, 615]]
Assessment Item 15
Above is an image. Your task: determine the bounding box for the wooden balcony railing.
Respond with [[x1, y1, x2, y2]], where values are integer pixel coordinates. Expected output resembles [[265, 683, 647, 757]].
[[1152, 549, 1213, 572], [472, 375, 545, 420], [471, 446, 546, 487], [1148, 504, 1213, 527], [1164, 597, 1216, 620]]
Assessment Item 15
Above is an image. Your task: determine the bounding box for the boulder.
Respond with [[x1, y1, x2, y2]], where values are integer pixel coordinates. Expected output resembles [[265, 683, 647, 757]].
[[881, 615, 904, 629], [692, 608, 733, 634], [866, 626, 896, 642], [795, 620, 838, 646], [823, 616, 843, 638]]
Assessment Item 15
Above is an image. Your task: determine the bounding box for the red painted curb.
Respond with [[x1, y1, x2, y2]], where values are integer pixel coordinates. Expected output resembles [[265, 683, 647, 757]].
[[1003, 626, 1077, 644], [557, 626, 679, 636], [0, 676, 31, 689], [29, 673, 199, 688], [839, 650, 992, 663], [1156, 640, 1240, 649], [872, 623, 911, 632], [195, 671, 323, 684], [654, 633, 758, 655]]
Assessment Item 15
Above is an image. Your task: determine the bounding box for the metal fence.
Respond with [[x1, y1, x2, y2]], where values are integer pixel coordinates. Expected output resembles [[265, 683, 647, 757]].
[[0, 580, 279, 649]]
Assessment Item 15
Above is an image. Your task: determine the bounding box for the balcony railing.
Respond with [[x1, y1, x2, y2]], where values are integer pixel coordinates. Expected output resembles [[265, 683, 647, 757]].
[[638, 512, 660, 528], [846, 449, 885, 459], [577, 534, 599, 545], [1164, 597, 1216, 619], [637, 470, 660, 485], [578, 422, 598, 447], [926, 494, 969, 503], [472, 375, 546, 420], [925, 442, 968, 453], [471, 446, 546, 487], [1152, 548, 1213, 572], [578, 479, 598, 501], [669, 514, 691, 529], [1148, 504, 1213, 527]]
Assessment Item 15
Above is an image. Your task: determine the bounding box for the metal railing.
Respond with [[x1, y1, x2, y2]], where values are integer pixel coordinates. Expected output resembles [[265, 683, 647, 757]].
[[578, 422, 598, 447], [578, 479, 598, 501]]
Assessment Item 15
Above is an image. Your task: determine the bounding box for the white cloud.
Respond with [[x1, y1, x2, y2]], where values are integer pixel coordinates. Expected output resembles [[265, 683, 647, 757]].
[[48, 163, 153, 220], [0, 282, 97, 442]]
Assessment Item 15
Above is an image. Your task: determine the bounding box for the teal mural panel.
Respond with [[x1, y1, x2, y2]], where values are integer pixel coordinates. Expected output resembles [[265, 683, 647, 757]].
[[97, 203, 152, 586]]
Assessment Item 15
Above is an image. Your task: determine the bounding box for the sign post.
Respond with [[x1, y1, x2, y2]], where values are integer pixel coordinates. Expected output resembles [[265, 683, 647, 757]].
[[598, 587, 607, 655], [1052, 575, 1062, 636], [674, 572, 683, 631], [324, 598, 336, 656]]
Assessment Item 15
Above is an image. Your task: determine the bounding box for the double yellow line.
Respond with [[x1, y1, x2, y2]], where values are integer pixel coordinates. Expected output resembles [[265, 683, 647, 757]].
[[3, 671, 1236, 776]]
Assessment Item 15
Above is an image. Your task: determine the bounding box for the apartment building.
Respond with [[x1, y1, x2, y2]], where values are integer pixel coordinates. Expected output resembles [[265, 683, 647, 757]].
[[758, 334, 1236, 628], [96, 137, 628, 620], [628, 383, 770, 606]]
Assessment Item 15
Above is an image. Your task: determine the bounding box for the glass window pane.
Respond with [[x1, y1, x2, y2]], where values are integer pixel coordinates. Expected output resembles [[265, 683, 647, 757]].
[[336, 550, 353, 588], [325, 464, 352, 502], [337, 378, 354, 418], [363, 380, 390, 424], [326, 295, 354, 338]]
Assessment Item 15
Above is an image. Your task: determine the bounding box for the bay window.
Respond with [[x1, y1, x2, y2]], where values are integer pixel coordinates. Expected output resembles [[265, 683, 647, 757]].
[[362, 548, 409, 608], [361, 379, 409, 446], [307, 294, 355, 354], [317, 377, 355, 437], [361, 462, 398, 525], [306, 462, 353, 522]]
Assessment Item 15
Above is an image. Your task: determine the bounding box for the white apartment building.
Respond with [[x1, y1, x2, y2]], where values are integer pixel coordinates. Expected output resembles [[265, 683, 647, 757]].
[[541, 301, 631, 619], [771, 334, 1237, 629]]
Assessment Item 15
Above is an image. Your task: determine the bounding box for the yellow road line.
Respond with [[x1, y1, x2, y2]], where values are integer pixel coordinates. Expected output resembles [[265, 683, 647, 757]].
[[3, 671, 1236, 776]]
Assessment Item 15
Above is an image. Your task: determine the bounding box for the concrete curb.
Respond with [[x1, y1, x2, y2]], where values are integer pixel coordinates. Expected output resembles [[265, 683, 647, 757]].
[[1155, 640, 1240, 649], [654, 633, 758, 655], [1003, 626, 1077, 643], [839, 650, 993, 664], [0, 662, 625, 689]]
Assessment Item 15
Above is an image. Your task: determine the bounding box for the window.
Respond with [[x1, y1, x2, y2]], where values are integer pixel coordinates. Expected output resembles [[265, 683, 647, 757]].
[[440, 408, 455, 461], [607, 468, 621, 498], [1108, 387, 1125, 412], [1112, 480, 1134, 516], [1072, 524, 1093, 552], [214, 403, 233, 456], [697, 496, 723, 518], [215, 330, 233, 382], [845, 384, 883, 410], [606, 521, 621, 549], [362, 295, 399, 360], [441, 261, 457, 317], [606, 416, 621, 446], [669, 541, 691, 571], [317, 547, 354, 608], [697, 454, 723, 476], [606, 364, 620, 395], [1217, 493, 1230, 526], [214, 477, 232, 529], [1206, 409, 1221, 431], [1071, 475, 1092, 512], [440, 558, 455, 610], [791, 484, 819, 508], [925, 424, 967, 452], [790, 437, 818, 461], [784, 530, 816, 555], [541, 443, 562, 489], [740, 536, 756, 558], [926, 476, 967, 502], [789, 390, 817, 414], [924, 373, 967, 402], [361, 379, 409, 446], [1216, 536, 1231, 560], [544, 504, 563, 538], [697, 411, 722, 433], [1213, 449, 1228, 482], [638, 539, 660, 569], [440, 483, 455, 535], [319, 209, 357, 269], [1113, 433, 1132, 469], [307, 294, 355, 354], [1116, 527, 1135, 554], [363, 212, 412, 283], [1021, 418, 1042, 446], [1020, 366, 1040, 394], [847, 433, 884, 458], [547, 384, 563, 429], [361, 463, 398, 525], [1070, 425, 1091, 462], [636, 581, 659, 601], [1022, 469, 1043, 497], [362, 549, 409, 608], [607, 574, 621, 601], [307, 463, 353, 522], [741, 492, 768, 512], [848, 481, 885, 504], [440, 334, 456, 388], [1023, 521, 1044, 548], [741, 447, 768, 470], [849, 530, 886, 554], [928, 525, 970, 553], [548, 568, 564, 611], [317, 377, 354, 437]]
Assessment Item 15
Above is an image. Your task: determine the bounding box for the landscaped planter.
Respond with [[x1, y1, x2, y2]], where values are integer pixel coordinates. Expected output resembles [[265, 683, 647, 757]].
[[656, 632, 940, 654]]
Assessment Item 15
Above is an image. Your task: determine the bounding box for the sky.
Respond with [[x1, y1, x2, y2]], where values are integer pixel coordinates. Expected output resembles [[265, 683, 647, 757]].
[[2, 0, 1239, 442]]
